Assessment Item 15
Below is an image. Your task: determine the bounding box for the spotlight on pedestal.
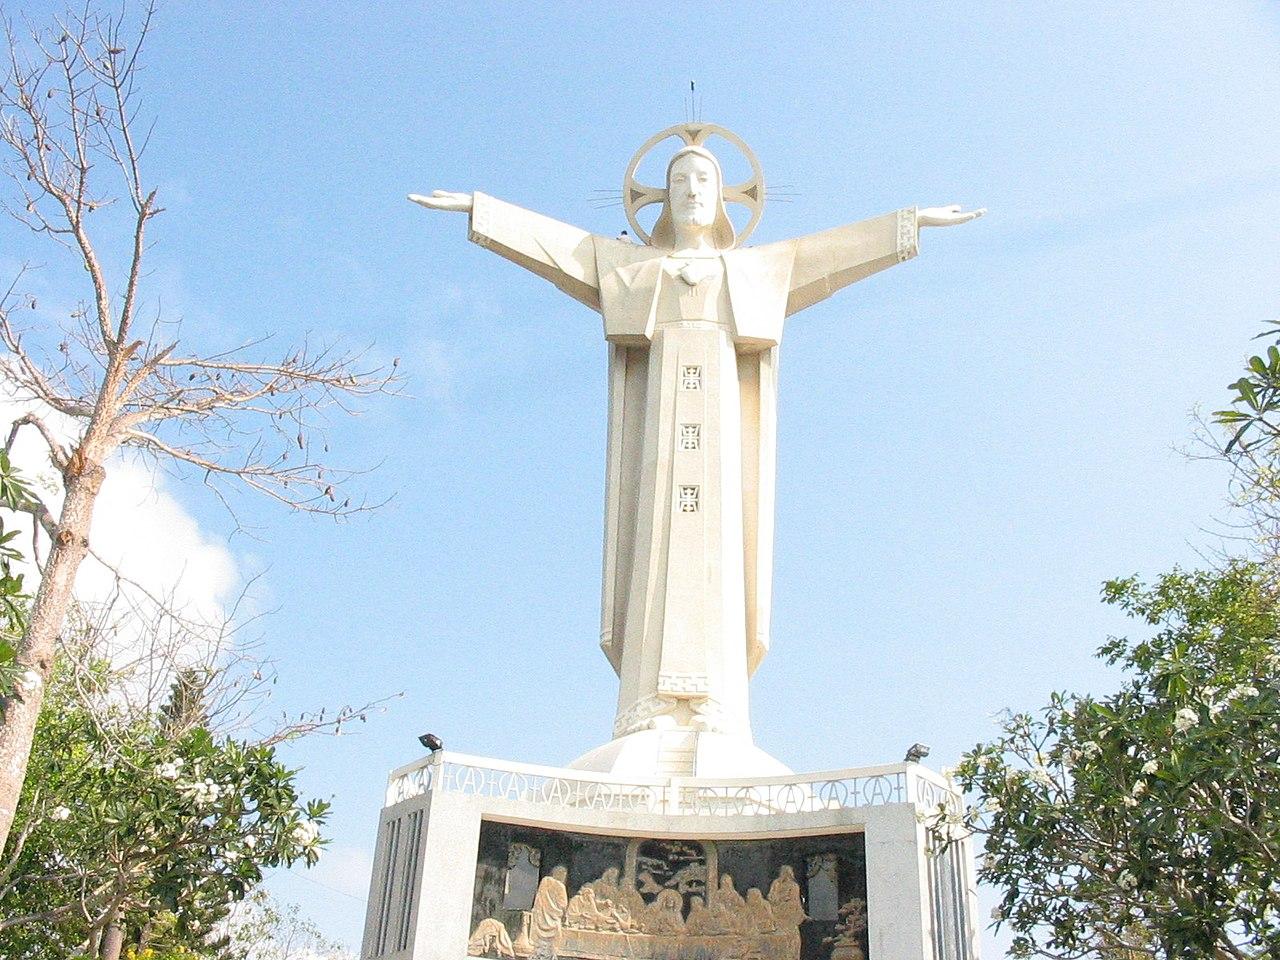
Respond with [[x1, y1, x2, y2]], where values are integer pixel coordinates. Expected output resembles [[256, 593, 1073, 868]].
[[904, 742, 930, 763], [418, 732, 443, 753]]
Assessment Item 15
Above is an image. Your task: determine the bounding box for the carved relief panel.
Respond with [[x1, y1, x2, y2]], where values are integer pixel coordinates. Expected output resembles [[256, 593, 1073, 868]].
[[467, 821, 869, 960]]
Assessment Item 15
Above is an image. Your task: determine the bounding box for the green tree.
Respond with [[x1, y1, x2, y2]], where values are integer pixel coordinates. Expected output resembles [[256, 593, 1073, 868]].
[[0, 450, 32, 691], [1212, 320, 1280, 565], [936, 563, 1279, 959], [0, 623, 338, 960]]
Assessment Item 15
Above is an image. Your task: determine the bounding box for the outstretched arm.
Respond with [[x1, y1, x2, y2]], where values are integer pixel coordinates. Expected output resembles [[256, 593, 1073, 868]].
[[784, 204, 984, 316], [409, 191, 601, 310]]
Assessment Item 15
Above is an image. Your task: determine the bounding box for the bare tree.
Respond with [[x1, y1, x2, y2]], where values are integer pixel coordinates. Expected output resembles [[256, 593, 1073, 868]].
[[0, 3, 396, 852]]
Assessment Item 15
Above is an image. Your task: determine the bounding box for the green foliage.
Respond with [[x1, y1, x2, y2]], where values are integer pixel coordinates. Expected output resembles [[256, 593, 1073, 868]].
[[937, 564, 1280, 959], [0, 450, 32, 688], [1213, 321, 1280, 454], [0, 652, 331, 959], [160, 668, 213, 733], [1210, 324, 1280, 565]]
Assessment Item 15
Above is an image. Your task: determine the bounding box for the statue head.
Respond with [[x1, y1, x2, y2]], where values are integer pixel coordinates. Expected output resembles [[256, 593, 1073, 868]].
[[747, 888, 765, 904], [779, 865, 795, 881], [719, 873, 735, 891], [551, 865, 568, 883], [601, 867, 619, 884], [650, 145, 735, 251]]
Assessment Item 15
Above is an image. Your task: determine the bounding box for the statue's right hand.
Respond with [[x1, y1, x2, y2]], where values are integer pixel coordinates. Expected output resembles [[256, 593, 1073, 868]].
[[408, 190, 473, 213]]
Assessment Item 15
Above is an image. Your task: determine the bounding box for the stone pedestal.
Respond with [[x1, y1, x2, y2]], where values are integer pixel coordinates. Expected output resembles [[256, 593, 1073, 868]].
[[568, 729, 792, 779], [360, 752, 979, 960]]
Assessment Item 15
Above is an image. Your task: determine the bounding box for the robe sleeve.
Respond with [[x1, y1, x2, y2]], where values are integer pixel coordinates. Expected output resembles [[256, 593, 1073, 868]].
[[784, 207, 918, 316], [469, 192, 602, 310]]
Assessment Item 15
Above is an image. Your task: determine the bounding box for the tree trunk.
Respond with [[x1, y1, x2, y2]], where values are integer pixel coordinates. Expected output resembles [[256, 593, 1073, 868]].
[[99, 918, 124, 960], [0, 460, 104, 853]]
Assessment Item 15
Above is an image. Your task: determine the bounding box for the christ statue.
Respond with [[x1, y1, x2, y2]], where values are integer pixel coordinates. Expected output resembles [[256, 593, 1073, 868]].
[[410, 124, 981, 769]]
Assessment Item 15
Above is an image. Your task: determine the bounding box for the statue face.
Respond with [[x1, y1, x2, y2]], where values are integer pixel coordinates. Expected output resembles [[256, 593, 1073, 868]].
[[667, 153, 719, 230]]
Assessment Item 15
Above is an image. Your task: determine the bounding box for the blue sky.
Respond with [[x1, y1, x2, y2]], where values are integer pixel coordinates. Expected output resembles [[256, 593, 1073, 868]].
[[7, 1, 1280, 954]]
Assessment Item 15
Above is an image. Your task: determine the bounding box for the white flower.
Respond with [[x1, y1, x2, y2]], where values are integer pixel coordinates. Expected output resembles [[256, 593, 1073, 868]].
[[1117, 869, 1138, 890], [1140, 760, 1159, 776], [985, 797, 1002, 814], [1228, 684, 1258, 701], [154, 761, 181, 780], [981, 854, 997, 871], [1029, 767, 1054, 788], [1131, 781, 1147, 797], [50, 806, 71, 822], [243, 835, 258, 850], [1122, 795, 1138, 808], [291, 820, 320, 847], [1173, 707, 1199, 732], [15, 669, 41, 693], [1208, 700, 1228, 718], [181, 778, 223, 806], [991, 905, 1006, 921], [1079, 741, 1101, 760]]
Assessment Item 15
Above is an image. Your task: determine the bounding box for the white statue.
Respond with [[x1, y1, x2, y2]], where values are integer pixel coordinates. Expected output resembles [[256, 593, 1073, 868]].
[[767, 865, 807, 928], [411, 123, 981, 756], [528, 865, 570, 958], [467, 917, 516, 958]]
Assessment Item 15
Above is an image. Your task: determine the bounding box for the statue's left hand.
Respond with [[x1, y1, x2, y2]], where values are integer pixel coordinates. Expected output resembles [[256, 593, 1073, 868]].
[[918, 205, 985, 227]]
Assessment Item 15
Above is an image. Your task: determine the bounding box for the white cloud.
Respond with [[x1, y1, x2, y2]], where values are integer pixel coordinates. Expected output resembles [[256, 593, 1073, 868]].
[[2, 387, 239, 675]]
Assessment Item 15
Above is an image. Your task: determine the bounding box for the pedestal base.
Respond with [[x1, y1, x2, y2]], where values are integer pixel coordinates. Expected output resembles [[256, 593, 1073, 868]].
[[568, 730, 792, 779], [361, 752, 978, 960]]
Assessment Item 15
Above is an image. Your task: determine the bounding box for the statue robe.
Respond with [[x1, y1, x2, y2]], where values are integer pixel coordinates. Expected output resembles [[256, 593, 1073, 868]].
[[468, 193, 918, 739], [529, 872, 569, 950]]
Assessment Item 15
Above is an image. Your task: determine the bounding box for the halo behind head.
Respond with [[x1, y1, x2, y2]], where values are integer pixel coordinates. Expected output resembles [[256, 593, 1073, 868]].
[[623, 122, 765, 248], [650, 145, 736, 251]]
